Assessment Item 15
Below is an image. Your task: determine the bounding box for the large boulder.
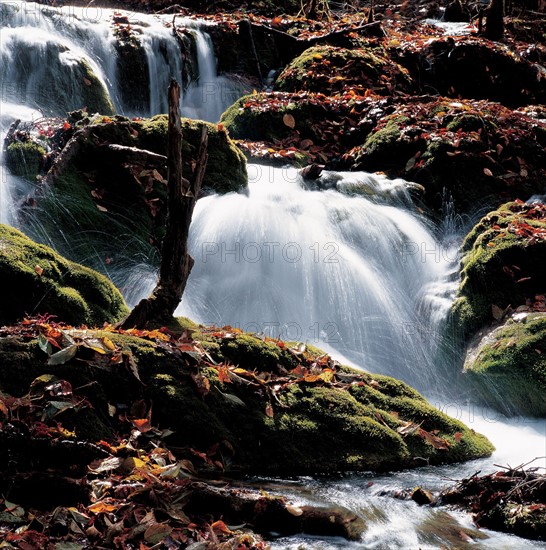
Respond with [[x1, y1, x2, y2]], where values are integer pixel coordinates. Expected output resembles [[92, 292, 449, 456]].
[[0, 322, 494, 474], [275, 44, 413, 96], [0, 225, 128, 326]]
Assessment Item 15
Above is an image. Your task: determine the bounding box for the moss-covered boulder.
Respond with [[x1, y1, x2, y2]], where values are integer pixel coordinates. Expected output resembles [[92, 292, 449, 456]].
[[5, 140, 46, 180], [0, 322, 494, 475], [12, 115, 246, 277], [0, 225, 128, 326], [220, 91, 372, 165], [463, 314, 546, 416], [451, 201, 546, 338], [276, 45, 413, 96]]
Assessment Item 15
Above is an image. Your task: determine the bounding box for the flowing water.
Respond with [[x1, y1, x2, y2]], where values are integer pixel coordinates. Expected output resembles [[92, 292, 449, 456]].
[[1, 5, 545, 548]]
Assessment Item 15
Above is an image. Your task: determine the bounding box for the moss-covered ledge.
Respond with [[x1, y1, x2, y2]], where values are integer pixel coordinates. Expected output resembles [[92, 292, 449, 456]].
[[0, 225, 128, 326], [0, 322, 493, 475], [451, 201, 546, 339]]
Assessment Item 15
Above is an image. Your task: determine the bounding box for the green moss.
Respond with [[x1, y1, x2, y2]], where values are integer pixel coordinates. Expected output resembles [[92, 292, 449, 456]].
[[5, 141, 46, 180], [450, 202, 546, 337], [464, 315, 546, 415], [0, 225, 128, 326], [362, 116, 410, 155], [135, 115, 247, 194], [78, 58, 115, 116], [0, 327, 493, 475], [446, 114, 490, 133], [276, 45, 413, 95]]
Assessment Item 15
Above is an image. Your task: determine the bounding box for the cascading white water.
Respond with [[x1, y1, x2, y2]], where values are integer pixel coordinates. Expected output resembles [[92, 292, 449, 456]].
[[0, 1, 243, 224], [170, 164, 458, 390], [0, 2, 238, 119], [180, 26, 245, 123]]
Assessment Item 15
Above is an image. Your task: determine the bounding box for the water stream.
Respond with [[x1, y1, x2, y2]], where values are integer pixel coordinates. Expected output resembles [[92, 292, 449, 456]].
[[1, 4, 545, 548]]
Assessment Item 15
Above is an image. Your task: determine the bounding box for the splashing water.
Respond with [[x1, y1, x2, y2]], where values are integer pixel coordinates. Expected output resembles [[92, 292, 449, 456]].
[[160, 164, 459, 391]]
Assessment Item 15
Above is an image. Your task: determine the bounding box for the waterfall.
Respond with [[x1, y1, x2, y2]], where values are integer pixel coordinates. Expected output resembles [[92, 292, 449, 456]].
[[0, 2, 239, 120], [180, 27, 245, 123], [0, 1, 244, 226], [168, 164, 459, 390]]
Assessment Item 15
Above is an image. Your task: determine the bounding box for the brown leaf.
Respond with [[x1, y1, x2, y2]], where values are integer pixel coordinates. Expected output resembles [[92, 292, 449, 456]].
[[483, 168, 493, 177], [191, 373, 211, 398], [35, 265, 44, 277], [283, 113, 296, 129], [419, 428, 450, 450], [265, 402, 274, 418], [144, 523, 173, 544]]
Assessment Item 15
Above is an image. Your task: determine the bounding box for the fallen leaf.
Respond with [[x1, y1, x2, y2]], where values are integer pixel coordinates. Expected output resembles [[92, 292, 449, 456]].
[[283, 113, 296, 129], [144, 523, 173, 544]]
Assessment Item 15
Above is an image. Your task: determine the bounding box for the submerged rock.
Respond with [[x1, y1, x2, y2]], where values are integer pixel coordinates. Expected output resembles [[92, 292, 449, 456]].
[[0, 322, 494, 475], [0, 225, 128, 326]]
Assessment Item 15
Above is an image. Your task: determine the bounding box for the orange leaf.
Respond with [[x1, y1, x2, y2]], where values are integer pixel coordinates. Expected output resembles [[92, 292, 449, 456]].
[[35, 265, 44, 277], [88, 501, 116, 514], [132, 418, 153, 433], [211, 520, 232, 534]]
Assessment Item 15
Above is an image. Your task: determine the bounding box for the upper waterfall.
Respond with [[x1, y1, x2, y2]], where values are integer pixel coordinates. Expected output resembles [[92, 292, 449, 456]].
[[0, 1, 240, 120]]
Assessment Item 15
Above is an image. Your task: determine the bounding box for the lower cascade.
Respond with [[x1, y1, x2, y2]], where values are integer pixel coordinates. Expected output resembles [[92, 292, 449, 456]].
[[172, 164, 458, 392]]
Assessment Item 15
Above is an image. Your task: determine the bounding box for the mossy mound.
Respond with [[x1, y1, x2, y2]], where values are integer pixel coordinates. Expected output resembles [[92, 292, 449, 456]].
[[0, 225, 128, 326], [351, 97, 546, 211], [5, 141, 46, 180], [451, 201, 546, 338], [276, 45, 413, 96], [0, 323, 494, 475], [463, 314, 546, 416], [13, 115, 246, 278], [220, 91, 372, 165]]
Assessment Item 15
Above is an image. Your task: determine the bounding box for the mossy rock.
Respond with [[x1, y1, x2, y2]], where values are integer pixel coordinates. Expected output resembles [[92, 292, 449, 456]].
[[5, 141, 46, 181], [351, 97, 546, 212], [0, 327, 493, 475], [220, 91, 370, 163], [451, 201, 546, 338], [463, 314, 546, 416], [0, 225, 128, 326], [276, 45, 413, 96], [136, 115, 247, 195], [15, 116, 246, 279]]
